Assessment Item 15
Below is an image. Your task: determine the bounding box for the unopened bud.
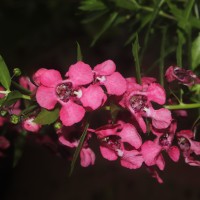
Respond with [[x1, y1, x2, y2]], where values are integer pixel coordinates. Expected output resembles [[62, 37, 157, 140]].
[[10, 114, 20, 124], [54, 122, 62, 130], [13, 68, 22, 77], [0, 110, 7, 117]]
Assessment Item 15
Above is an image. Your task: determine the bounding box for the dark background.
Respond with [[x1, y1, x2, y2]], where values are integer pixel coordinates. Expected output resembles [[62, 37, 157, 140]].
[[0, 1, 200, 200]]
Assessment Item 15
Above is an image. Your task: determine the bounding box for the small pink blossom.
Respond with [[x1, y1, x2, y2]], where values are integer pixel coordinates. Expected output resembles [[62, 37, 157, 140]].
[[141, 121, 180, 170], [93, 60, 127, 96], [19, 76, 36, 92], [22, 117, 41, 133], [120, 79, 172, 132], [177, 130, 200, 166], [58, 126, 95, 167], [35, 61, 105, 126], [92, 121, 143, 169], [165, 66, 200, 86], [0, 136, 10, 150]]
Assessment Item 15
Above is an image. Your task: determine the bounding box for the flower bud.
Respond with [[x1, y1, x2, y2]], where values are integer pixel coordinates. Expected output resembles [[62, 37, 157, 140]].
[[13, 68, 22, 77], [10, 114, 20, 124], [0, 110, 7, 117], [54, 122, 62, 130]]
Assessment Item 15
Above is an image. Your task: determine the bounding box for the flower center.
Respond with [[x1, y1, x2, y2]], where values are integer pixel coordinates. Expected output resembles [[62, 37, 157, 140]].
[[56, 83, 73, 102], [159, 133, 170, 147], [178, 137, 190, 151], [129, 95, 147, 112], [173, 68, 193, 84], [100, 135, 121, 151]]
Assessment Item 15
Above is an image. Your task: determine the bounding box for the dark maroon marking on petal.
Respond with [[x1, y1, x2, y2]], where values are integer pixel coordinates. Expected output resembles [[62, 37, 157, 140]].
[[178, 137, 191, 152], [100, 135, 121, 151], [56, 82, 73, 102], [129, 95, 147, 112]]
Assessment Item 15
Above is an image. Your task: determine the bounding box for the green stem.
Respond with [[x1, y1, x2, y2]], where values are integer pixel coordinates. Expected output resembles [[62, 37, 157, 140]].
[[164, 103, 200, 110], [21, 94, 31, 100], [141, 6, 176, 20]]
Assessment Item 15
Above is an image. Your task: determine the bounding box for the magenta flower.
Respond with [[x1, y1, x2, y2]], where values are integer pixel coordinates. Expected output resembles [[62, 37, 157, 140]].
[[120, 79, 172, 133], [35, 61, 105, 126], [0, 136, 10, 150], [22, 117, 41, 133], [165, 66, 200, 86], [19, 76, 36, 92], [93, 60, 127, 96], [58, 126, 95, 167], [92, 121, 143, 169], [141, 121, 180, 170], [177, 130, 200, 166]]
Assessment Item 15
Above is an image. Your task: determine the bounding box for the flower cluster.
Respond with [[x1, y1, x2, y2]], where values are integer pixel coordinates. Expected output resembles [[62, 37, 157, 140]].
[[0, 60, 200, 183]]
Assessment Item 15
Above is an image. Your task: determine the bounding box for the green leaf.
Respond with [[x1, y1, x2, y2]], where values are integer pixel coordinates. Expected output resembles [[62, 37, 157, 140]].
[[0, 55, 11, 90], [79, 0, 106, 11], [132, 34, 141, 84], [69, 122, 89, 176], [115, 0, 140, 10], [191, 34, 200, 70], [34, 108, 59, 125], [125, 14, 152, 45], [91, 12, 118, 46], [4, 91, 23, 106], [76, 42, 83, 61], [176, 29, 185, 67]]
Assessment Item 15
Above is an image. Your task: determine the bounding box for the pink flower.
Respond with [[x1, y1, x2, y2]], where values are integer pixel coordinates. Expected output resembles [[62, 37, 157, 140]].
[[22, 117, 41, 133], [58, 126, 95, 167], [165, 66, 200, 86], [120, 79, 172, 132], [92, 121, 143, 169], [93, 60, 127, 96], [0, 136, 10, 150], [177, 130, 200, 166], [35, 61, 105, 126], [19, 76, 36, 92], [141, 121, 180, 170]]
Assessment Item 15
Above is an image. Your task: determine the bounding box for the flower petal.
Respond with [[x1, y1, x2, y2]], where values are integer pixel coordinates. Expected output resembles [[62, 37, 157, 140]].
[[141, 140, 162, 166], [156, 154, 165, 170], [66, 61, 93, 86], [120, 150, 143, 169], [103, 72, 127, 96], [147, 83, 166, 105], [148, 108, 172, 129], [93, 60, 116, 76], [80, 84, 106, 110], [168, 146, 180, 162], [40, 70, 62, 87], [36, 86, 57, 109], [59, 135, 77, 148], [100, 146, 118, 161], [60, 101, 85, 126], [80, 148, 95, 167], [119, 123, 142, 149], [32, 68, 48, 86]]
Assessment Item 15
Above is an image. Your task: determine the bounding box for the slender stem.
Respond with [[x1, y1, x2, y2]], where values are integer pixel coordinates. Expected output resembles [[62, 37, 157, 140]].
[[0, 90, 10, 95], [164, 103, 200, 110], [141, 6, 176, 20], [21, 94, 31, 100]]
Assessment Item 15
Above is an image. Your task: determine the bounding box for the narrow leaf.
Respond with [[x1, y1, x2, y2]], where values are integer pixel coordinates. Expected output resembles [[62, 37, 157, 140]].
[[91, 12, 118, 46], [69, 122, 89, 176], [34, 108, 59, 125], [132, 34, 141, 84], [0, 55, 11, 90], [191, 34, 200, 70], [4, 91, 23, 106], [76, 42, 83, 61], [176, 30, 185, 67]]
